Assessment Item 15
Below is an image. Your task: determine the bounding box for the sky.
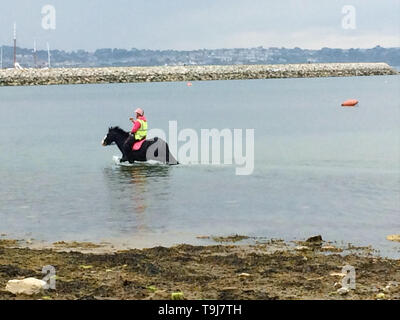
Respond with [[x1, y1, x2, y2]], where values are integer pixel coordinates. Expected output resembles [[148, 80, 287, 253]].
[[0, 0, 399, 51]]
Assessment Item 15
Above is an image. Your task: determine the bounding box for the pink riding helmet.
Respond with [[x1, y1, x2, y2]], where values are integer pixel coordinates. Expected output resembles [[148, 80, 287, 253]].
[[135, 108, 144, 116]]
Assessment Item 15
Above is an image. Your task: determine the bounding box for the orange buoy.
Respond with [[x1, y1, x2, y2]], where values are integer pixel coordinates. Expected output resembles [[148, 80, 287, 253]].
[[187, 82, 192, 87], [341, 99, 359, 107]]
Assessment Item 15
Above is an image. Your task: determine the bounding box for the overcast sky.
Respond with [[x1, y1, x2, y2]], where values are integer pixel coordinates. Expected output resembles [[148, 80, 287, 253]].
[[1, 0, 399, 51]]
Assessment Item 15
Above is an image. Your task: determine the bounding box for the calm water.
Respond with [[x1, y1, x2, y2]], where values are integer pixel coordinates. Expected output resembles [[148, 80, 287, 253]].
[[0, 75, 399, 256]]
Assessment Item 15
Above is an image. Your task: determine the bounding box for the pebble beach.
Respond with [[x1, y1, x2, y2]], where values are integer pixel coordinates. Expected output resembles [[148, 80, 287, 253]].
[[0, 237, 399, 300]]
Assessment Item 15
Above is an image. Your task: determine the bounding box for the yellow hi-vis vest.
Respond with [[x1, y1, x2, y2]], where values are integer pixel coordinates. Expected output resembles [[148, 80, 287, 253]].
[[134, 119, 147, 140]]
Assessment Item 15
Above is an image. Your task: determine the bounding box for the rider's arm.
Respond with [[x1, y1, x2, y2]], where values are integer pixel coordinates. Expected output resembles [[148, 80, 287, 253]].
[[131, 120, 141, 134]]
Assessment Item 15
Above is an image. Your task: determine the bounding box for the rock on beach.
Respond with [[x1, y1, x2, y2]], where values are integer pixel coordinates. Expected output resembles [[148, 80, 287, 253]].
[[5, 278, 46, 295]]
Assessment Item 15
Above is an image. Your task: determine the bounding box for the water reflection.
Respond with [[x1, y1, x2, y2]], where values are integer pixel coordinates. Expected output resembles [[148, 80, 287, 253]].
[[102, 164, 172, 234]]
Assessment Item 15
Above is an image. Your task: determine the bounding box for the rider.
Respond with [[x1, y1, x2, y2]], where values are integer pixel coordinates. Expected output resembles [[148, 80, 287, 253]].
[[121, 108, 148, 162]]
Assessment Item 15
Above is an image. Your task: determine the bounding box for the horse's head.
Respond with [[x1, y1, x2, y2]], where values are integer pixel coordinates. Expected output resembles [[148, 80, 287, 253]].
[[102, 127, 128, 146]]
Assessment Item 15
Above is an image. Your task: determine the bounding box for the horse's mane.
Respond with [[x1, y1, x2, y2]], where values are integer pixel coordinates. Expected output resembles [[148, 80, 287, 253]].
[[109, 126, 129, 136]]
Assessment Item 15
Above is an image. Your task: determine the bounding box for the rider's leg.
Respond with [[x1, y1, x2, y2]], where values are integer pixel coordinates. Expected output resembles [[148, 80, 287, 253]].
[[121, 135, 135, 162]]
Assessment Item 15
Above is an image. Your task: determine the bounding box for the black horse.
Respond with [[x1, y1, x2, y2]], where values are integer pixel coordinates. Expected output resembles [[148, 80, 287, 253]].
[[102, 127, 178, 165]]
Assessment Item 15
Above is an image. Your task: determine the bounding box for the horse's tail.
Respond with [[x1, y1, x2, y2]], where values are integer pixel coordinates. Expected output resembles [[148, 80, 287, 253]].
[[165, 140, 179, 165], [146, 137, 178, 165]]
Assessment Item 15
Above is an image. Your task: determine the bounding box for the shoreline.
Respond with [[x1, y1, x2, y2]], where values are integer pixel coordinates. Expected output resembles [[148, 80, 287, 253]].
[[0, 62, 397, 87], [1, 237, 399, 300]]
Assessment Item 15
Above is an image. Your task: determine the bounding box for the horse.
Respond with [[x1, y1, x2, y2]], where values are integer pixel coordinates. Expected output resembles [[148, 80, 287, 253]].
[[101, 127, 178, 165]]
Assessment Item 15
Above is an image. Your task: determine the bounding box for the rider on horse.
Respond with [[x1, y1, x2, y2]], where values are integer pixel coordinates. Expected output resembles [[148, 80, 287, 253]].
[[121, 108, 148, 162]]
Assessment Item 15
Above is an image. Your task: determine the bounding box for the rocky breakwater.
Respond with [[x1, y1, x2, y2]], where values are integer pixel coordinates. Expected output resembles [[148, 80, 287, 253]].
[[0, 63, 397, 86]]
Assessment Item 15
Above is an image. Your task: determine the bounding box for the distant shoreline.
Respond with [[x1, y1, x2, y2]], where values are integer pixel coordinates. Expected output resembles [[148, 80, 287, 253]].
[[0, 62, 397, 87]]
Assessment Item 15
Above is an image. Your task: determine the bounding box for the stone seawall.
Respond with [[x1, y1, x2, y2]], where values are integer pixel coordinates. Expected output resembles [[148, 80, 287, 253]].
[[0, 63, 397, 86]]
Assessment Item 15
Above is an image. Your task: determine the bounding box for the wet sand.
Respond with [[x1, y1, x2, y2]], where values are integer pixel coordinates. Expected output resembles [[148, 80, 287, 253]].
[[0, 237, 399, 300]]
